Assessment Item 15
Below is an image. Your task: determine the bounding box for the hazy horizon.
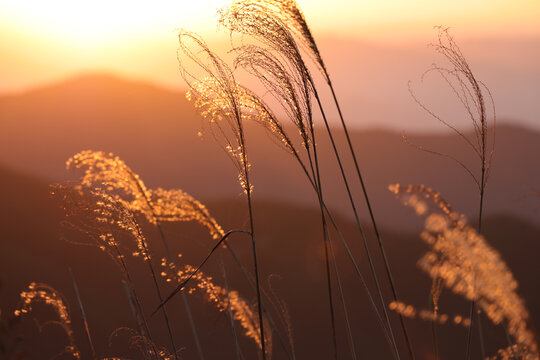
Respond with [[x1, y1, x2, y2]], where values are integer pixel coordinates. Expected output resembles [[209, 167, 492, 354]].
[[2, 1, 539, 131], [2, 62, 538, 133]]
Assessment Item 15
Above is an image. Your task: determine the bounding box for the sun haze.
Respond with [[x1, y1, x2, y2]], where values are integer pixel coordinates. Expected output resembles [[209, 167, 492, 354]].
[[0, 0, 538, 94]]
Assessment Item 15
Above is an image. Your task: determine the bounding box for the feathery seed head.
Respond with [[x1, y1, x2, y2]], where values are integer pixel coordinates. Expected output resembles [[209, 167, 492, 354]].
[[67, 151, 224, 239], [15, 283, 80, 359], [179, 32, 257, 194], [219, 0, 327, 79], [161, 259, 272, 353], [391, 184, 539, 359], [52, 184, 151, 262], [234, 45, 313, 148]]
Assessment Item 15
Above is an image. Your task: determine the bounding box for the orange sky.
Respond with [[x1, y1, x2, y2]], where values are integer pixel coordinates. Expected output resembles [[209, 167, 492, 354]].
[[1, 0, 539, 93]]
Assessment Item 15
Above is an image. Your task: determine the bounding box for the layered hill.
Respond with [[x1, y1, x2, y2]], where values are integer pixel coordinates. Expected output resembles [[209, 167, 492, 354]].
[[0, 158, 539, 359], [0, 74, 538, 230]]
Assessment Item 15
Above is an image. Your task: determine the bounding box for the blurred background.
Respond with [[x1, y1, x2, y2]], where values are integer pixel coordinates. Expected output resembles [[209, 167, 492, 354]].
[[1, 1, 539, 359]]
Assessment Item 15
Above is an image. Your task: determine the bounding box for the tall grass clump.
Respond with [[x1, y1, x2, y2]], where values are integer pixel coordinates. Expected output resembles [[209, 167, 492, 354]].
[[389, 184, 539, 360], [217, 2, 417, 358], [58, 150, 277, 358]]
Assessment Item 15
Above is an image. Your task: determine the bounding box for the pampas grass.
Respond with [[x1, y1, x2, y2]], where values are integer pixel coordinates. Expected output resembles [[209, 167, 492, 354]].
[[7, 1, 537, 360], [390, 184, 538, 360], [15, 283, 81, 359]]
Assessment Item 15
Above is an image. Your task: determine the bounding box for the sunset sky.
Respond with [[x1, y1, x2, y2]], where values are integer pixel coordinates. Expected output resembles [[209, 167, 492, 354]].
[[1, 0, 539, 131], [1, 0, 539, 93]]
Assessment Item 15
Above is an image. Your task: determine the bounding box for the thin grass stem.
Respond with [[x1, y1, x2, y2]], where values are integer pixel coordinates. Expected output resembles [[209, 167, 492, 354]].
[[220, 256, 243, 360], [138, 238, 178, 360], [223, 241, 294, 359], [323, 73, 415, 360], [245, 181, 267, 360], [328, 233, 358, 360], [477, 311, 486, 359], [429, 294, 439, 360], [305, 121, 338, 359], [154, 229, 251, 313], [69, 268, 96, 360], [280, 126, 399, 359], [309, 83, 401, 359], [155, 220, 204, 360], [122, 281, 154, 360], [466, 103, 487, 360]]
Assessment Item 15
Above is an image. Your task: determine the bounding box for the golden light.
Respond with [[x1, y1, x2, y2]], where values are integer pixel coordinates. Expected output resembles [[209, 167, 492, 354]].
[[0, 0, 538, 93], [1, 0, 230, 46], [3, 0, 538, 47]]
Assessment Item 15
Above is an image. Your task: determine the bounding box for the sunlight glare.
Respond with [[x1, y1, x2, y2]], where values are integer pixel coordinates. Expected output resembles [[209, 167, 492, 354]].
[[1, 0, 229, 45]]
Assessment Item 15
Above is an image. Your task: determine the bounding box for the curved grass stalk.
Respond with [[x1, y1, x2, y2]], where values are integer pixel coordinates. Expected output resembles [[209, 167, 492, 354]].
[[300, 85, 338, 359], [212, 72, 398, 356], [407, 28, 496, 358], [69, 268, 97, 360], [241, 2, 416, 356], [229, 41, 400, 355], [328, 233, 358, 360], [232, 44, 340, 357], [295, 147, 399, 358], [155, 230, 250, 312], [220, 256, 243, 360], [309, 84, 402, 359]]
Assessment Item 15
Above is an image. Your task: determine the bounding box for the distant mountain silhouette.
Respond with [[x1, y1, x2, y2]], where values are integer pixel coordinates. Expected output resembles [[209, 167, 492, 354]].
[[0, 73, 538, 232], [0, 158, 539, 359]]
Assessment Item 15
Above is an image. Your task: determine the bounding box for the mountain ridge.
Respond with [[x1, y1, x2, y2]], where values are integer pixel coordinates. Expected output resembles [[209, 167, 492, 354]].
[[0, 74, 538, 230]]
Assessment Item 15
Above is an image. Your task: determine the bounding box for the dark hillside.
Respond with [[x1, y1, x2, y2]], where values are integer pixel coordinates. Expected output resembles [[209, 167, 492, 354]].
[[1, 165, 538, 359]]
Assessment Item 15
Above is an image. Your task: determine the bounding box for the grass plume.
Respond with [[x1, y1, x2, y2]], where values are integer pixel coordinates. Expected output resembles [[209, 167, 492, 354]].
[[390, 184, 539, 359], [14, 283, 81, 359]]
